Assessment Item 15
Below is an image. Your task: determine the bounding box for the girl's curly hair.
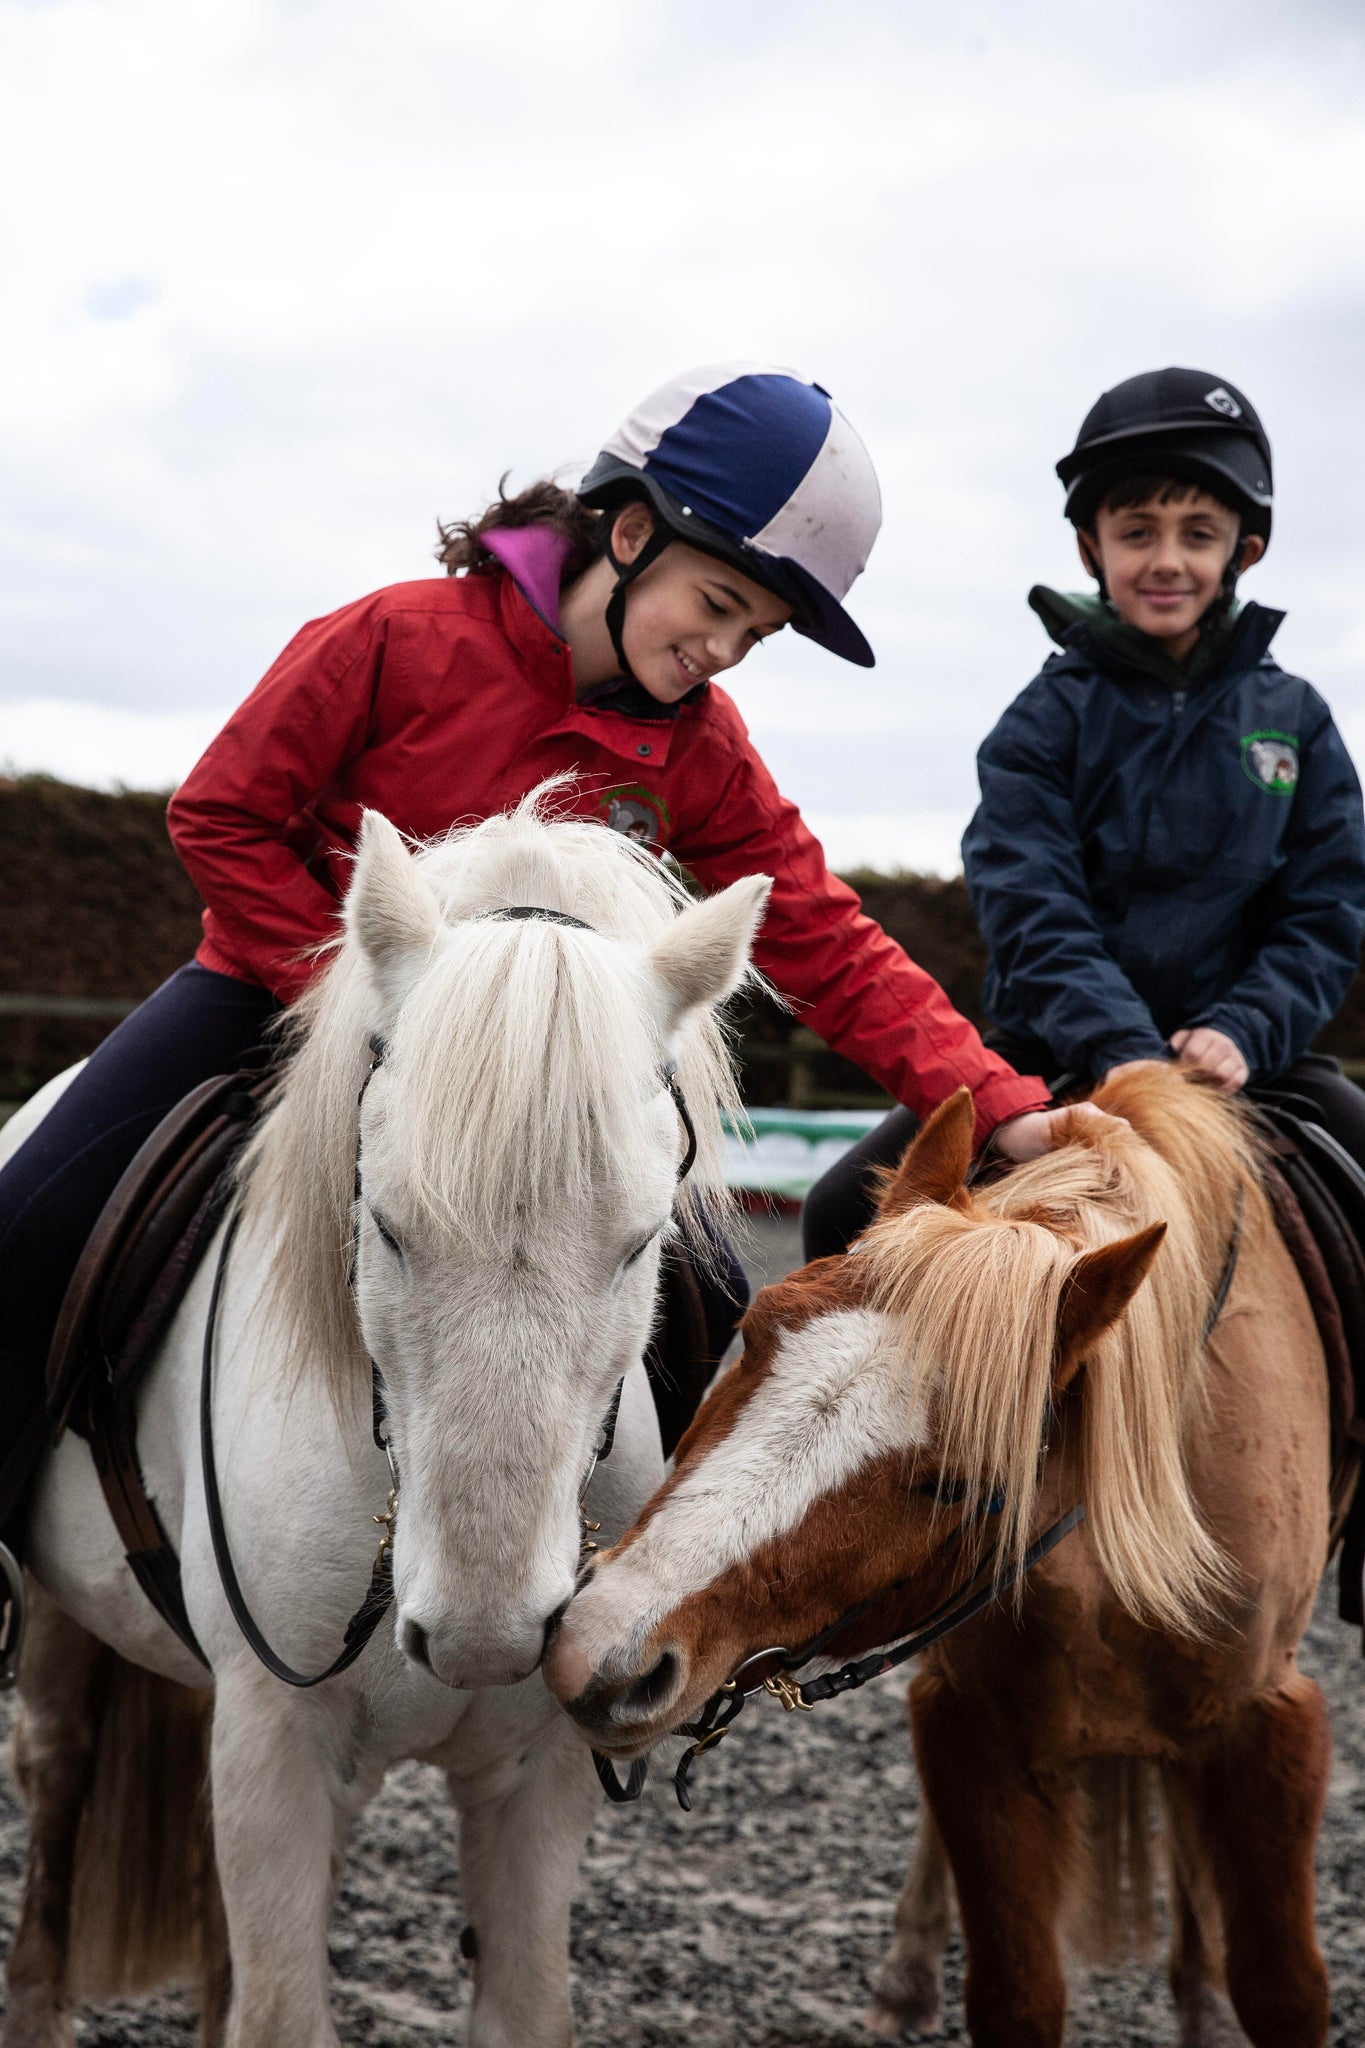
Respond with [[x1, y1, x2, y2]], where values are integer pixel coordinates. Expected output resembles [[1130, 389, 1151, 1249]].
[[436, 477, 608, 583]]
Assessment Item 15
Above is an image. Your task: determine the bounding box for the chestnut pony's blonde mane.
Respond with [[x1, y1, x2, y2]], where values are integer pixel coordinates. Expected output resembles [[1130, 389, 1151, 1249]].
[[862, 1066, 1261, 1635], [237, 786, 750, 1399]]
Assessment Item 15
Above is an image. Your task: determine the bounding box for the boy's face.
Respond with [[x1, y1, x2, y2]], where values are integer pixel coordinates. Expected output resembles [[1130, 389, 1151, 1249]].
[[1081, 487, 1263, 658]]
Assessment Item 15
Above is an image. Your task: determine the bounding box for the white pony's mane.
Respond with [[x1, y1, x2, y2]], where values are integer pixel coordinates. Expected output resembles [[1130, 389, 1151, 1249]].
[[238, 786, 752, 1394]]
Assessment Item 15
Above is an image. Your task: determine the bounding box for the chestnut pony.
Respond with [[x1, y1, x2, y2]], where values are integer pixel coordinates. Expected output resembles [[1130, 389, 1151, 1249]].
[[547, 1066, 1334, 2048]]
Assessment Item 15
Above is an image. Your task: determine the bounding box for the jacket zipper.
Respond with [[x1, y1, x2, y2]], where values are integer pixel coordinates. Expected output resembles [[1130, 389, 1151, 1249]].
[[1171, 690, 1186, 719]]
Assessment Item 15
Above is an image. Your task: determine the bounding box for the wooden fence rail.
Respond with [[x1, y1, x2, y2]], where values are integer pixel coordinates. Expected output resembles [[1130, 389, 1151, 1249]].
[[0, 995, 138, 1019]]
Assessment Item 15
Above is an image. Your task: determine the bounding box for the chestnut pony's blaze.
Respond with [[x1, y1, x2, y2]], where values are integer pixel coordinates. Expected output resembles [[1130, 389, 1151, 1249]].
[[548, 1068, 1333, 2048]]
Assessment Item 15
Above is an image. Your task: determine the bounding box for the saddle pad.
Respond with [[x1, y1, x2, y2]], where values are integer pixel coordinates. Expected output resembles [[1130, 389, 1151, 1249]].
[[46, 1070, 273, 1439]]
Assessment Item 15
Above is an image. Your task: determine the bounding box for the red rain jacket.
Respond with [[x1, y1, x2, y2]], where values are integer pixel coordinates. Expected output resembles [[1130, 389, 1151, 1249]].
[[168, 554, 1047, 1139]]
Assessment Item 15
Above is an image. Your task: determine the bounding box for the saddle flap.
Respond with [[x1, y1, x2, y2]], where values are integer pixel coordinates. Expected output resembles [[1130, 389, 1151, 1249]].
[[1254, 1100, 1365, 1577], [1262, 1159, 1356, 1458], [46, 1070, 273, 1438]]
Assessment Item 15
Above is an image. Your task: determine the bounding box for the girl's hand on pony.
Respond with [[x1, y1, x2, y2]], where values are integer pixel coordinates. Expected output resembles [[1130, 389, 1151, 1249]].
[[994, 1102, 1124, 1163], [1169, 1027, 1249, 1094]]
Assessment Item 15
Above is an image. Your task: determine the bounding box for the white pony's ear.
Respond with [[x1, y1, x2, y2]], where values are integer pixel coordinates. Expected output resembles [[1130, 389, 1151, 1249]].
[[345, 811, 445, 1020], [647, 874, 771, 1036]]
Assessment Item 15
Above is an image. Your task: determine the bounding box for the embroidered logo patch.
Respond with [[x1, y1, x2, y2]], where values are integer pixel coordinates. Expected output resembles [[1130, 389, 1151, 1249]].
[[1204, 386, 1243, 419], [1240, 730, 1299, 794], [597, 784, 672, 845]]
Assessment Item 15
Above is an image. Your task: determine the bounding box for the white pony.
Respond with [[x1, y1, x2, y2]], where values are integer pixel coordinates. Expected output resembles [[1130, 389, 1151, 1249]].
[[0, 789, 768, 2047]]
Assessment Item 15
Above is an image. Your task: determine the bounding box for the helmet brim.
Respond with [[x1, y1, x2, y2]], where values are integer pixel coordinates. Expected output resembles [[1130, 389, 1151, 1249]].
[[1059, 426, 1273, 542], [580, 460, 876, 667]]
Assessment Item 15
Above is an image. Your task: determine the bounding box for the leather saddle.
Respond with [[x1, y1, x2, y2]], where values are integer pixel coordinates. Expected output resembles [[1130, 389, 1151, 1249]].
[[45, 1069, 276, 1661], [42, 1069, 723, 1661], [1247, 1092, 1365, 1628]]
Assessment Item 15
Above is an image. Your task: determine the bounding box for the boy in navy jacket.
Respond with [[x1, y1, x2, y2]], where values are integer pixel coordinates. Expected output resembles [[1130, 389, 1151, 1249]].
[[803, 366, 1365, 1264], [962, 366, 1365, 1161]]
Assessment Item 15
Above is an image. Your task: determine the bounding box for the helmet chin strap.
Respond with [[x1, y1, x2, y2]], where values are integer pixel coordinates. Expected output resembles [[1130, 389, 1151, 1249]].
[[1217, 532, 1245, 607], [1078, 532, 1110, 603], [602, 519, 674, 680]]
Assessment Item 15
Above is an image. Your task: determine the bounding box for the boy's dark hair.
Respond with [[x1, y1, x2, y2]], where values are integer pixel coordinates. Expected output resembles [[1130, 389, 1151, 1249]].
[[1088, 471, 1242, 528], [436, 477, 608, 581]]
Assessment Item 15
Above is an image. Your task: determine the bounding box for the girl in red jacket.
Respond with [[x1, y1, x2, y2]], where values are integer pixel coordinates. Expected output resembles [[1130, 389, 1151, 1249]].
[[0, 362, 1060, 1570]]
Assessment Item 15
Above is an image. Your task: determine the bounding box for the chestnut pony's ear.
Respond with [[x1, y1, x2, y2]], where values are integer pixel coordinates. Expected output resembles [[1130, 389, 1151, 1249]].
[[1053, 1222, 1167, 1394], [877, 1088, 975, 1220]]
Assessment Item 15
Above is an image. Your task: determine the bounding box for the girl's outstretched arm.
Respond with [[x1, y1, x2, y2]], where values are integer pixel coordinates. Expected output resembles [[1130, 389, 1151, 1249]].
[[675, 720, 1050, 1147]]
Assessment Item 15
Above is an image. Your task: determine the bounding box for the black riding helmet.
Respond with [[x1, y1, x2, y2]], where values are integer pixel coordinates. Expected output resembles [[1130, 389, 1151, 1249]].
[[1057, 367, 1274, 548]]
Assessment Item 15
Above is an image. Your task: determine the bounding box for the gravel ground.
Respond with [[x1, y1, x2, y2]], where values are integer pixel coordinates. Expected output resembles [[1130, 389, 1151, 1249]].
[[0, 1213, 1361, 2046]]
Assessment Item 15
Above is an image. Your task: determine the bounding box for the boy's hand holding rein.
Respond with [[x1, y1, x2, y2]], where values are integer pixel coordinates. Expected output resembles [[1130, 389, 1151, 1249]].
[[1169, 1027, 1250, 1094], [1107, 1028, 1250, 1096]]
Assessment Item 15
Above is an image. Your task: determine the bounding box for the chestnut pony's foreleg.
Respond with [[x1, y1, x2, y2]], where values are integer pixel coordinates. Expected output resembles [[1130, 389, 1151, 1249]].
[[868, 1705, 954, 2038], [1164, 1676, 1330, 2048], [1163, 1777, 1243, 2048], [910, 1670, 1076, 2048]]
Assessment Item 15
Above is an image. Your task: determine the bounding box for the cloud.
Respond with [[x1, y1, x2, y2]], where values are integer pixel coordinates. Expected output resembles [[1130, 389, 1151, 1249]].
[[3, 0, 1365, 868], [1, 696, 229, 793]]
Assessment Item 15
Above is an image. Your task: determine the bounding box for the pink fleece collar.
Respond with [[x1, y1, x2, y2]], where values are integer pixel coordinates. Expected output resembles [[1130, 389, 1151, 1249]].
[[479, 524, 572, 636]]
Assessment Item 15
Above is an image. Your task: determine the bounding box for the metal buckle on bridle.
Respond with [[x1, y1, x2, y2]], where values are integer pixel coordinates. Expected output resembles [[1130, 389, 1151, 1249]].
[[763, 1672, 811, 1713]]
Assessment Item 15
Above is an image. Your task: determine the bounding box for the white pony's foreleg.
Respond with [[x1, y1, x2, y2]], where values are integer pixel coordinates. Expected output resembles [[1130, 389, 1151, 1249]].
[[449, 1708, 602, 2048], [209, 1665, 358, 2048]]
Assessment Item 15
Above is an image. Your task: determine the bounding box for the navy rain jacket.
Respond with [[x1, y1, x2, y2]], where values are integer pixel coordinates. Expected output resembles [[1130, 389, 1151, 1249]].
[[962, 599, 1365, 1082]]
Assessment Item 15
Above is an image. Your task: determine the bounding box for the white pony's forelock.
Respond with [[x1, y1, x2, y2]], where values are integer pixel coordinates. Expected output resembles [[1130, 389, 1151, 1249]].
[[237, 784, 754, 1397]]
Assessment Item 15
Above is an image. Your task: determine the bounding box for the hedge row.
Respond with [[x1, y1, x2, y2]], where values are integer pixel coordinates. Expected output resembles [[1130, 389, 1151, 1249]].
[[3, 776, 1362, 1104]]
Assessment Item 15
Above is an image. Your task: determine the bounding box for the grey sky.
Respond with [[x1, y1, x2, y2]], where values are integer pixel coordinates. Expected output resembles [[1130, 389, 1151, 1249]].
[[4, 0, 1365, 868]]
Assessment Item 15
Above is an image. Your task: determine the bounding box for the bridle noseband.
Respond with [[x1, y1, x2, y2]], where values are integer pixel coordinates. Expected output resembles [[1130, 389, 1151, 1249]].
[[201, 902, 700, 1692]]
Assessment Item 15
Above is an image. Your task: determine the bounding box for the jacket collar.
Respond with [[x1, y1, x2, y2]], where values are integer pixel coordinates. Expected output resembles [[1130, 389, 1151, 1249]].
[[485, 522, 704, 736], [1031, 586, 1284, 694], [482, 524, 572, 635]]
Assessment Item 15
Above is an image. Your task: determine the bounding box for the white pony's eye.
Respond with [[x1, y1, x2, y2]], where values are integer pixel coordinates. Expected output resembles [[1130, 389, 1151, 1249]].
[[369, 1207, 405, 1261], [622, 1224, 666, 1272]]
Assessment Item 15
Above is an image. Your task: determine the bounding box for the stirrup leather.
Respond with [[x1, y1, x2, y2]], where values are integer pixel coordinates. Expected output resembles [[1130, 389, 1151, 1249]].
[[0, 1543, 25, 1691]]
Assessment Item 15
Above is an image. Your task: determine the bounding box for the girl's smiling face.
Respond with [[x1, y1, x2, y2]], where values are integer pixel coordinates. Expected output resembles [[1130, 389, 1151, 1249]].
[[1081, 485, 1263, 662], [565, 501, 792, 702]]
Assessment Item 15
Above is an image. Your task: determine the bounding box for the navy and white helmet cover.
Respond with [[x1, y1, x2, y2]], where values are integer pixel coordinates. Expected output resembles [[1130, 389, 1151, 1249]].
[[579, 362, 882, 668]]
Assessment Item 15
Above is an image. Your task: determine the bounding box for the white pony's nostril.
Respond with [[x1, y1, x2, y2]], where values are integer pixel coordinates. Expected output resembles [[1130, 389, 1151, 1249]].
[[541, 1597, 571, 1661], [400, 1617, 434, 1673]]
